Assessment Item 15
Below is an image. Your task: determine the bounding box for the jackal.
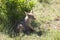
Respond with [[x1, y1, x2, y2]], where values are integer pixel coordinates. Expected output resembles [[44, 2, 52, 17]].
[[17, 10, 35, 33]]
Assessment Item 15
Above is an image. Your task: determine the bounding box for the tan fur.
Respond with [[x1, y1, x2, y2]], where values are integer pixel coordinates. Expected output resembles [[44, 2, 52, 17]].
[[17, 24, 24, 30], [24, 10, 35, 30], [17, 10, 35, 32]]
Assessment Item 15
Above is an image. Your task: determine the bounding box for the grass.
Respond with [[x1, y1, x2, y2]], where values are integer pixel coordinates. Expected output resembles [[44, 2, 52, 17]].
[[40, 29, 60, 40], [0, 0, 60, 40], [0, 29, 60, 40]]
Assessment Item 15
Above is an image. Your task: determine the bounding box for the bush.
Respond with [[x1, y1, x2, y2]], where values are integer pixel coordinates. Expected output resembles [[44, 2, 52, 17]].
[[0, 0, 35, 36]]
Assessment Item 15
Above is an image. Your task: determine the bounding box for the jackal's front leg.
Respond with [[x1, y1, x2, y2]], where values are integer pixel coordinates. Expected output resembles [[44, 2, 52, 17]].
[[28, 24, 34, 31]]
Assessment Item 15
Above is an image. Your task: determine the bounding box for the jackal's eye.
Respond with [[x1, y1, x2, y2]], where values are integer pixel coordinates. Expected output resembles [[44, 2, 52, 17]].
[[28, 15, 33, 17]]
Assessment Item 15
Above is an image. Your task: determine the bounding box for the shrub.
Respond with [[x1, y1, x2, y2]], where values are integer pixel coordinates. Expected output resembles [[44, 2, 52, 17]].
[[0, 0, 35, 36]]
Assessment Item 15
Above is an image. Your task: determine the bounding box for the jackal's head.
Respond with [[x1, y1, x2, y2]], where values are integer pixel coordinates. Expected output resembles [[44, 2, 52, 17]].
[[25, 10, 35, 20]]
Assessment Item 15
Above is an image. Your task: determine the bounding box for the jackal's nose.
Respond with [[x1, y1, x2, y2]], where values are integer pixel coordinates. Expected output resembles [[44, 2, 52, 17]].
[[33, 17, 36, 20], [32, 16, 36, 20]]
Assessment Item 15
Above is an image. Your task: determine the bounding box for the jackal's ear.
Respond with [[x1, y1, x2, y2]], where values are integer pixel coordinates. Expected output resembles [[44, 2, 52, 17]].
[[30, 10, 33, 13], [25, 11, 27, 14], [24, 11, 28, 15]]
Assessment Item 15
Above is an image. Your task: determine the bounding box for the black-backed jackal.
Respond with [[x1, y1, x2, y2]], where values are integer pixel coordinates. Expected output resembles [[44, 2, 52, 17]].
[[17, 10, 35, 33]]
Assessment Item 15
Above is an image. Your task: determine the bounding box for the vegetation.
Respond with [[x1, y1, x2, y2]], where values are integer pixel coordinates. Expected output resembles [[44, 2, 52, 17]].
[[0, 0, 35, 36], [0, 0, 60, 40]]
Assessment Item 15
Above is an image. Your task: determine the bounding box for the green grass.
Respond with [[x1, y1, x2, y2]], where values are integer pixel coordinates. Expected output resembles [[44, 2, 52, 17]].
[[0, 0, 60, 40], [40, 29, 60, 40], [0, 29, 60, 40]]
